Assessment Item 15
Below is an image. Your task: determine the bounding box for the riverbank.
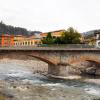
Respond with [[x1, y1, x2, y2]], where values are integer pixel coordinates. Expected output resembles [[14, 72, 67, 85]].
[[0, 58, 48, 74], [84, 79, 100, 86], [48, 74, 100, 86], [0, 80, 99, 100]]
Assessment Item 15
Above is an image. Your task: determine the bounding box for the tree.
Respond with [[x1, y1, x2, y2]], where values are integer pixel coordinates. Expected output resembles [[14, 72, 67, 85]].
[[42, 32, 54, 44], [61, 27, 81, 44], [0, 21, 38, 35], [54, 37, 62, 44], [42, 27, 81, 44]]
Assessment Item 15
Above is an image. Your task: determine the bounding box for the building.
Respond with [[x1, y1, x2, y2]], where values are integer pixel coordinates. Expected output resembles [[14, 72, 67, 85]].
[[14, 34, 41, 46], [0, 34, 14, 47], [83, 30, 97, 45], [14, 35, 25, 42], [40, 30, 65, 38], [94, 30, 100, 40], [83, 29, 100, 45]]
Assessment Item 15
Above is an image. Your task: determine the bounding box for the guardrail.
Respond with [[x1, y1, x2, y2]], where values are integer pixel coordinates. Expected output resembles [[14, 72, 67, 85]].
[[37, 44, 95, 48], [0, 44, 96, 49]]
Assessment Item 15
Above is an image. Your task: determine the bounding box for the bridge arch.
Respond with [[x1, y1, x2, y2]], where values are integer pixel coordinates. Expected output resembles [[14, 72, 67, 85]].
[[69, 56, 100, 65], [69, 58, 100, 75], [28, 54, 56, 65], [28, 54, 65, 76]]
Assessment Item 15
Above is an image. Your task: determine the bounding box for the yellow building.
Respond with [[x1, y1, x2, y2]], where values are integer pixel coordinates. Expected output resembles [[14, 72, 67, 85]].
[[14, 35, 25, 41], [14, 35, 41, 46], [40, 30, 65, 38]]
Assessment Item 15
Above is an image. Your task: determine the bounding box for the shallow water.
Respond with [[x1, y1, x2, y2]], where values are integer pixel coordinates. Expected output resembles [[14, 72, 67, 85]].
[[0, 60, 100, 100]]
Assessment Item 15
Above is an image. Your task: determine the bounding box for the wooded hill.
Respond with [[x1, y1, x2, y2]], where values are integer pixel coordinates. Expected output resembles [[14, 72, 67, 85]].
[[0, 22, 41, 36]]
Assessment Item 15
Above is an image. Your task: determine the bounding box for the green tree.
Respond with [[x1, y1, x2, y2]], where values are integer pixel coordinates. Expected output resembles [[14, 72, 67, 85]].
[[42, 32, 54, 44], [61, 27, 81, 44], [54, 37, 63, 44]]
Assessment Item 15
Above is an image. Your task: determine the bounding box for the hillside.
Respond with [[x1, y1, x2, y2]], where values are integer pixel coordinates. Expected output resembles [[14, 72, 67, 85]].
[[0, 22, 41, 36]]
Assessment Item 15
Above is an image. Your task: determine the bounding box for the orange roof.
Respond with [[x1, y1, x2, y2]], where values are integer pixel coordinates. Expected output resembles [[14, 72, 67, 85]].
[[0, 34, 12, 37], [29, 35, 36, 39], [40, 33, 47, 37], [14, 35, 24, 37], [50, 30, 65, 33], [40, 29, 65, 37]]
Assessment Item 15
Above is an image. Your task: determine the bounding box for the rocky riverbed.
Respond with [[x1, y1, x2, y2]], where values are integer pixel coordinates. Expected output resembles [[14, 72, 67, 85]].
[[0, 58, 99, 100], [0, 79, 100, 100], [0, 58, 48, 74]]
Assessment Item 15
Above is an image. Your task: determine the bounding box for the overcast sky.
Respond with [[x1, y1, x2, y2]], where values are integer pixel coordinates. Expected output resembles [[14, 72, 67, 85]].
[[0, 0, 100, 32]]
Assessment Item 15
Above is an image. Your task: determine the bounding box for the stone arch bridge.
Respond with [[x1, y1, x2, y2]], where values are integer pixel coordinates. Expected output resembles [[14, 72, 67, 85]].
[[0, 47, 100, 77]]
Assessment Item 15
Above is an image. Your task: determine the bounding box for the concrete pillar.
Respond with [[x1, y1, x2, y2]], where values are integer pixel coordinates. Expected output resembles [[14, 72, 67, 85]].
[[48, 64, 68, 77]]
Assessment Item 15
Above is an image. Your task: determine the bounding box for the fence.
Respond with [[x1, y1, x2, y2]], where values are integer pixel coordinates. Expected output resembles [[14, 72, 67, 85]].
[[0, 44, 97, 50], [38, 44, 95, 48]]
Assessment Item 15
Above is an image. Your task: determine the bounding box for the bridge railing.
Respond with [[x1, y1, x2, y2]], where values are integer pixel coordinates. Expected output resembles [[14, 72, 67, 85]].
[[0, 44, 96, 49], [37, 44, 95, 48]]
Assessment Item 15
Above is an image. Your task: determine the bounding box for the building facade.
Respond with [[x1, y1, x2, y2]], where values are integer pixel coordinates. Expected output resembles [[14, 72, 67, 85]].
[[0, 34, 14, 46], [14, 35, 41, 46], [95, 30, 100, 40]]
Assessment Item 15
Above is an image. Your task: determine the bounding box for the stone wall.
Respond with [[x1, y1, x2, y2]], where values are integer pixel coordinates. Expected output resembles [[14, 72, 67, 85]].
[[0, 50, 99, 77]]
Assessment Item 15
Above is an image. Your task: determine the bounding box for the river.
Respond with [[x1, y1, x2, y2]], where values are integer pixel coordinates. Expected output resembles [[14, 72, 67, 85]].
[[0, 59, 100, 100]]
